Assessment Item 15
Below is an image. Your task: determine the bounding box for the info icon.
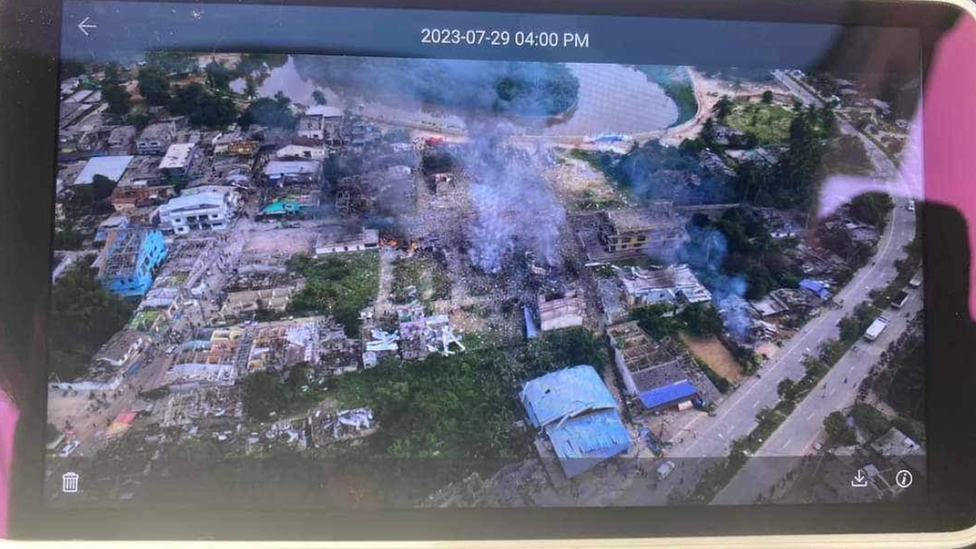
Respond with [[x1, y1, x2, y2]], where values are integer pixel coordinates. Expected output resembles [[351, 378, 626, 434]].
[[61, 472, 79, 493], [895, 469, 914, 489]]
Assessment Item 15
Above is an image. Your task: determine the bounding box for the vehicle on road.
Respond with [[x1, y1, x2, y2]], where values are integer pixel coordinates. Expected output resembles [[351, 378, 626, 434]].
[[906, 199, 916, 212], [656, 461, 676, 480], [891, 290, 910, 309], [58, 440, 80, 458], [864, 316, 890, 341], [909, 270, 923, 288]]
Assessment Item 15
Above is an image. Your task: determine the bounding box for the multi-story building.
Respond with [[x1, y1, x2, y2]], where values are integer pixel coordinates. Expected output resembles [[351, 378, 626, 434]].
[[136, 121, 177, 155], [158, 190, 236, 234], [94, 227, 168, 297], [597, 202, 685, 258]]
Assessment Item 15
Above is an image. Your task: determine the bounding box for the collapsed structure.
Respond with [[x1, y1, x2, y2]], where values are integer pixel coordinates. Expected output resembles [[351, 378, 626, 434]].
[[607, 322, 703, 413]]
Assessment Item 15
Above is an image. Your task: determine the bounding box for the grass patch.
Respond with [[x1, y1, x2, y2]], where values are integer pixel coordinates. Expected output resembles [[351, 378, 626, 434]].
[[577, 189, 624, 211], [129, 310, 162, 332], [287, 251, 380, 337], [725, 98, 796, 145], [391, 255, 451, 304]]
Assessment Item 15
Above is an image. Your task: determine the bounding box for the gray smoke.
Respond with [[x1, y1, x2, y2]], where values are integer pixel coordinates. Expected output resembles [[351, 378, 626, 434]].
[[462, 127, 566, 273], [674, 224, 752, 339]]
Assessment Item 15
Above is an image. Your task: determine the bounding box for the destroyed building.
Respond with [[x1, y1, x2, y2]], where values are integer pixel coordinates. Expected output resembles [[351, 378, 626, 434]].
[[220, 284, 302, 319], [297, 105, 344, 143], [617, 264, 712, 309], [592, 202, 685, 260], [164, 328, 245, 390], [246, 316, 329, 372], [94, 227, 167, 297], [397, 303, 464, 361], [520, 365, 632, 480], [137, 121, 177, 155], [607, 322, 703, 413], [263, 160, 323, 186], [314, 226, 379, 256], [50, 329, 150, 392], [537, 287, 585, 332]]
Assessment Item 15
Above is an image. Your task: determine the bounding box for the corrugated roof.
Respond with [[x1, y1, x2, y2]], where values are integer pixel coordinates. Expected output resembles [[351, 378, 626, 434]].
[[638, 380, 699, 410], [800, 279, 831, 299], [520, 365, 616, 428], [546, 408, 631, 459]]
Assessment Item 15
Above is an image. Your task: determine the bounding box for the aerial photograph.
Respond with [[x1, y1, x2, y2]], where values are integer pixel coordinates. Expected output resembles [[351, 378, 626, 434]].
[[46, 50, 926, 508]]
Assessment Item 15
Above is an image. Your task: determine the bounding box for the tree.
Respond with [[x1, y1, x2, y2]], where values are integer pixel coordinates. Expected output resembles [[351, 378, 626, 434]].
[[169, 83, 238, 128], [679, 303, 723, 337], [103, 83, 131, 116], [137, 67, 171, 106], [102, 63, 123, 84], [243, 75, 258, 99], [713, 95, 733, 122], [312, 90, 327, 105], [851, 402, 890, 438], [777, 378, 796, 400], [204, 60, 233, 91], [239, 92, 297, 129], [849, 192, 895, 229], [761, 90, 774, 104], [824, 411, 857, 446], [61, 61, 86, 79], [49, 262, 135, 381], [91, 174, 117, 201], [243, 371, 288, 421], [145, 50, 197, 75]]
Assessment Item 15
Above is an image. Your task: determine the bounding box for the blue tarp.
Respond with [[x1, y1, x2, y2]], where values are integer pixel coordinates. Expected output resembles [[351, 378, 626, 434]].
[[639, 380, 699, 410], [546, 408, 631, 478], [800, 279, 831, 300], [520, 365, 617, 428]]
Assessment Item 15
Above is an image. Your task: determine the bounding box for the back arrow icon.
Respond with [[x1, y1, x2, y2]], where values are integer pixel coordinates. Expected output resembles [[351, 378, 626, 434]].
[[78, 17, 97, 36]]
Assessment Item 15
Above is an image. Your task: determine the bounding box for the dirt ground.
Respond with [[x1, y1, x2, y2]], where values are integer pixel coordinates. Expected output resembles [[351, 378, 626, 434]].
[[243, 224, 317, 255], [680, 333, 744, 382], [46, 390, 93, 431]]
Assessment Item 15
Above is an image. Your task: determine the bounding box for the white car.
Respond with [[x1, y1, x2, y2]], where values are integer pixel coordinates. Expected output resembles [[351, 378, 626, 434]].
[[907, 200, 916, 212], [58, 440, 80, 458]]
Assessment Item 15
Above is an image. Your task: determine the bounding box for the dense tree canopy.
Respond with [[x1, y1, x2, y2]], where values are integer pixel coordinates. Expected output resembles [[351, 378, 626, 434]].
[[49, 262, 135, 381], [239, 92, 297, 130], [137, 67, 171, 107], [169, 83, 238, 128], [103, 83, 131, 116]]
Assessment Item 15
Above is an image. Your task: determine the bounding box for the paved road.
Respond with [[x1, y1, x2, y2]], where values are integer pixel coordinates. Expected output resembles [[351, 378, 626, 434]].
[[705, 72, 922, 504], [613, 72, 918, 506]]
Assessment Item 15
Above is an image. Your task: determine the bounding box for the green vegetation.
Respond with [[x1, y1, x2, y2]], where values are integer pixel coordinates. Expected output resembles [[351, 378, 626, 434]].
[[630, 302, 723, 340], [821, 134, 874, 176], [824, 411, 857, 446], [54, 221, 86, 250], [238, 92, 297, 130], [686, 209, 800, 300], [169, 83, 238, 128], [329, 327, 607, 458], [129, 310, 162, 332], [312, 90, 327, 105], [851, 402, 890, 438], [103, 82, 131, 116], [137, 67, 171, 106], [243, 364, 323, 421], [871, 326, 925, 422], [577, 189, 624, 211], [287, 252, 380, 337], [732, 105, 835, 209], [204, 60, 235, 92], [91, 174, 118, 201], [636, 65, 698, 126], [725, 97, 796, 145], [49, 262, 136, 381], [761, 90, 774, 104], [697, 358, 731, 394], [391, 255, 451, 304], [850, 192, 895, 231], [145, 51, 198, 75]]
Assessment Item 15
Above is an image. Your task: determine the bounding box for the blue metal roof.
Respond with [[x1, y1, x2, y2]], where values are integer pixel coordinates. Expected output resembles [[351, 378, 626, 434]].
[[800, 279, 831, 299], [520, 365, 617, 428], [545, 408, 631, 478], [639, 380, 699, 410]]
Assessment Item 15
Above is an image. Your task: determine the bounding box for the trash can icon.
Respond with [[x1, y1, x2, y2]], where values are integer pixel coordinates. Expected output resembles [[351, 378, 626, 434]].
[[62, 472, 79, 493]]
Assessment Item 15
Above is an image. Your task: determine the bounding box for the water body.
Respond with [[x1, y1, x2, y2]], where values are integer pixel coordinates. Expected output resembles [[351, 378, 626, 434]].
[[233, 56, 680, 139], [536, 64, 679, 138]]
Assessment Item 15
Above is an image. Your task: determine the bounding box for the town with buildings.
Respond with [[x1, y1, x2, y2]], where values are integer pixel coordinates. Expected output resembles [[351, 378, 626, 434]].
[[46, 54, 925, 508]]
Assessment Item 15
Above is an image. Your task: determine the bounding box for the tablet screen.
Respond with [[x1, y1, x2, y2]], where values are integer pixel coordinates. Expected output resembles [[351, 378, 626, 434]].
[[45, 0, 926, 509]]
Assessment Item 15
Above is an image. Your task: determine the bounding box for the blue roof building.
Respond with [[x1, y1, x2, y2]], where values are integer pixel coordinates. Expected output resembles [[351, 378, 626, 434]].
[[638, 380, 700, 410], [96, 227, 167, 298], [520, 365, 631, 478], [800, 279, 831, 300]]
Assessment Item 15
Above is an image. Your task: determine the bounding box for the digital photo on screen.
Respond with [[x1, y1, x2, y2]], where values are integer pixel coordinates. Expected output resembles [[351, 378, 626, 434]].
[[44, 1, 926, 511]]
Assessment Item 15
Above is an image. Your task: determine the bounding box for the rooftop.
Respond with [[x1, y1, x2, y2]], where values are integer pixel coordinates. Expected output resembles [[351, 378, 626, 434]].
[[139, 121, 176, 140], [160, 191, 230, 214], [74, 155, 134, 186], [603, 202, 678, 233], [159, 143, 195, 170], [638, 380, 699, 410], [306, 105, 344, 118], [264, 160, 321, 177], [520, 365, 617, 429], [618, 265, 712, 304]]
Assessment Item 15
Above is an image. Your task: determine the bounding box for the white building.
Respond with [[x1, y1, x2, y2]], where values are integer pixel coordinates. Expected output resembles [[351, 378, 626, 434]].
[[73, 155, 134, 186], [297, 105, 343, 141], [158, 143, 196, 176], [159, 190, 236, 234], [276, 144, 328, 161], [263, 160, 322, 185], [314, 228, 379, 256], [618, 264, 712, 308]]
